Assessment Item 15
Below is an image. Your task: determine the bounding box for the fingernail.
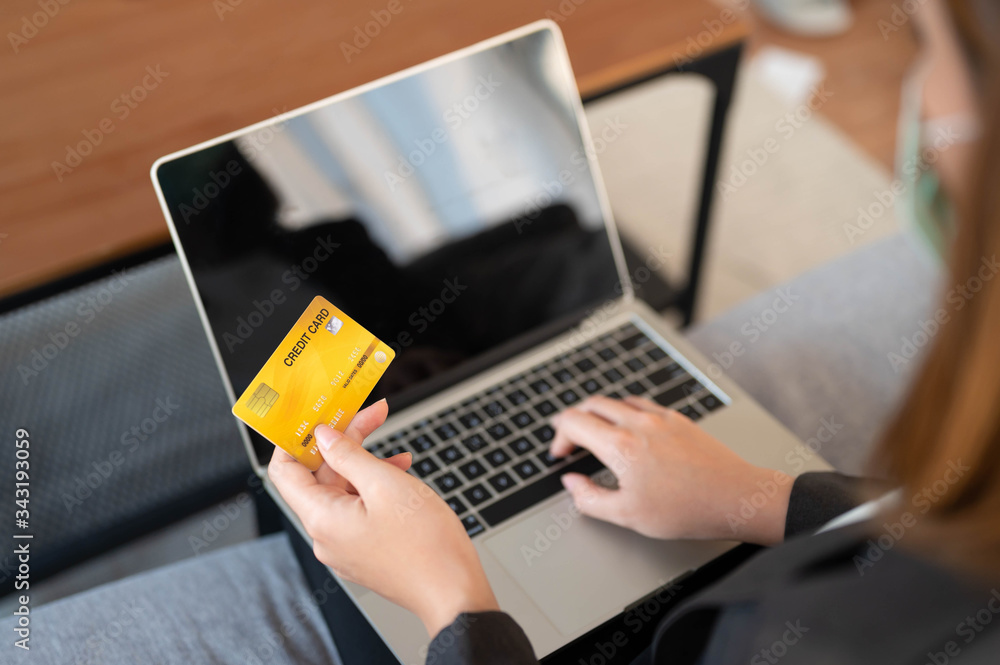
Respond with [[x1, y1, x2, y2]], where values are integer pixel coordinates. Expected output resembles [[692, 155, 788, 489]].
[[315, 424, 339, 450], [560, 474, 578, 490]]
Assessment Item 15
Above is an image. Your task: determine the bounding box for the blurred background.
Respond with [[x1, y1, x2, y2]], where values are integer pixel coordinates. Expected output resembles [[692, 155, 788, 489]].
[[0, 0, 918, 611]]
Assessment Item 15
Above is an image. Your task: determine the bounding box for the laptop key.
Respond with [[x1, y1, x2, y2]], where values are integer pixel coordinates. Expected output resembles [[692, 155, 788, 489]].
[[625, 357, 646, 372], [462, 515, 485, 537], [463, 484, 492, 506], [459, 459, 488, 480], [529, 379, 552, 394], [625, 381, 647, 395], [513, 459, 540, 480], [410, 434, 436, 453], [582, 377, 602, 394], [619, 331, 649, 350], [509, 436, 535, 456], [484, 400, 506, 417], [558, 389, 580, 405], [478, 454, 605, 527], [597, 347, 618, 361], [653, 378, 704, 408], [678, 404, 702, 421], [511, 411, 535, 428], [434, 422, 460, 441], [575, 358, 596, 373], [537, 451, 561, 468], [603, 368, 624, 383], [553, 368, 574, 383], [459, 411, 484, 429], [485, 448, 511, 467], [387, 445, 408, 457], [507, 389, 529, 406], [532, 425, 555, 444], [434, 472, 463, 493], [461, 433, 489, 453], [646, 366, 685, 386], [486, 422, 512, 441], [535, 399, 558, 417], [437, 445, 465, 464], [700, 394, 724, 412], [488, 471, 516, 493], [413, 457, 440, 478], [446, 495, 468, 516], [647, 346, 669, 362]]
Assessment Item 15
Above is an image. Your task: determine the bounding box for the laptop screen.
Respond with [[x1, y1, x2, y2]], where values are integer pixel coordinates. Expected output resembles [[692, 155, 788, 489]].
[[155, 26, 624, 465]]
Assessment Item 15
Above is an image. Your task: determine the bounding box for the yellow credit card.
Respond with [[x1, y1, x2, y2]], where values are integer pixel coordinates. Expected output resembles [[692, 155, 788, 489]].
[[232, 296, 395, 471]]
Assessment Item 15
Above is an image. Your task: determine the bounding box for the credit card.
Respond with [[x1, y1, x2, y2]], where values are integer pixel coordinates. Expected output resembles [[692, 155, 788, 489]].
[[232, 296, 395, 471]]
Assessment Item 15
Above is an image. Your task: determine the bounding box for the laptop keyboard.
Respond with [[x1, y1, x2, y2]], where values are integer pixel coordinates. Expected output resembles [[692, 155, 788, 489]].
[[364, 322, 726, 537]]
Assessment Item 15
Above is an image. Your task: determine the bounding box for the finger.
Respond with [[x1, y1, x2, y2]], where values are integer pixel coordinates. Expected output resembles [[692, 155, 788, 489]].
[[625, 395, 688, 423], [344, 398, 389, 444], [315, 464, 352, 491], [623, 395, 677, 417], [315, 451, 410, 494], [268, 447, 323, 516], [548, 432, 575, 457], [550, 408, 630, 465], [561, 472, 626, 525], [382, 452, 412, 472], [314, 400, 391, 491], [576, 395, 645, 425], [548, 411, 577, 458], [314, 423, 390, 492]]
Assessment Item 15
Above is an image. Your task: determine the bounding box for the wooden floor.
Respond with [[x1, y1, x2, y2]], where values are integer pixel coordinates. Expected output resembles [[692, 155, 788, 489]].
[[0, 0, 916, 298]]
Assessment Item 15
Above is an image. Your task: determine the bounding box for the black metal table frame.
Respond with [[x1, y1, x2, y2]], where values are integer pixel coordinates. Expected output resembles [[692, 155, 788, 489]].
[[582, 41, 743, 327]]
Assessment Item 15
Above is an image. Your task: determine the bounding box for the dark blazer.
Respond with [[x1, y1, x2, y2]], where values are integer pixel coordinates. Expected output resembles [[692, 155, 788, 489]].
[[428, 472, 1000, 664]]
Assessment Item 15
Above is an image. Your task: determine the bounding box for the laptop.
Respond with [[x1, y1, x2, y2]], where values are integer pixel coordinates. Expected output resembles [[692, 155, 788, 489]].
[[151, 20, 830, 662]]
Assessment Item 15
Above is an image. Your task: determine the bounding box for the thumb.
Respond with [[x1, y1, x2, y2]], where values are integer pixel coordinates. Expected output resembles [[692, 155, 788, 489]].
[[344, 398, 389, 443], [561, 472, 624, 525], [315, 424, 385, 491]]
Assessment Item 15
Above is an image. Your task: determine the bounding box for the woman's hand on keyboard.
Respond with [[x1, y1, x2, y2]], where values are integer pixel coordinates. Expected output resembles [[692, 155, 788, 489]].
[[268, 399, 499, 638], [549, 395, 791, 546]]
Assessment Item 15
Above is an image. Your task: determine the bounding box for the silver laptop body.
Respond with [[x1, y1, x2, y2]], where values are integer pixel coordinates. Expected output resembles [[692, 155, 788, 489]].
[[151, 20, 830, 662]]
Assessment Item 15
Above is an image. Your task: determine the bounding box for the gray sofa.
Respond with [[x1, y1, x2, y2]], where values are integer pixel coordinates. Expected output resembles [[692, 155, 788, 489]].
[[1, 234, 938, 664]]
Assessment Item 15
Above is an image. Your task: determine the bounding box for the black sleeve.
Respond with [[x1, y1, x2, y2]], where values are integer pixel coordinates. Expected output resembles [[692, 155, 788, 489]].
[[426, 611, 537, 665], [784, 472, 869, 539]]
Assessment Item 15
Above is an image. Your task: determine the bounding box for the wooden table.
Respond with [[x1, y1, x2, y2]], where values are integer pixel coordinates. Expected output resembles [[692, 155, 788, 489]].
[[0, 0, 746, 299]]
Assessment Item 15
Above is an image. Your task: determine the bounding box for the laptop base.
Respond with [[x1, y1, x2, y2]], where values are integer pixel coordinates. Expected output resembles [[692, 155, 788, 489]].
[[281, 504, 763, 665]]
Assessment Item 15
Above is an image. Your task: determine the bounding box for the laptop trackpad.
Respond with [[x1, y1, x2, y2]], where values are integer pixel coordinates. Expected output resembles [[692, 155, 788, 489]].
[[483, 494, 728, 636]]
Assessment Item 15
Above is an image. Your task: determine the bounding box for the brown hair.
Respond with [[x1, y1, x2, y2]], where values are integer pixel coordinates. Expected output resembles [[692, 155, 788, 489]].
[[873, 0, 1000, 576]]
